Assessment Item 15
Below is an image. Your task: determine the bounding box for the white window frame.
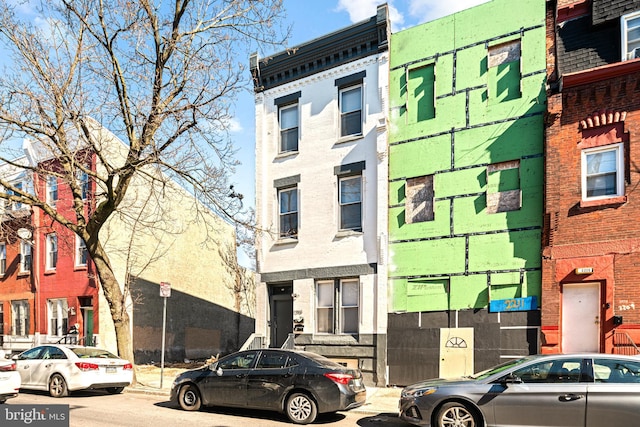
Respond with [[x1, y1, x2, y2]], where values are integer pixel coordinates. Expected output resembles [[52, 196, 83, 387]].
[[75, 235, 88, 267], [11, 300, 29, 336], [581, 143, 625, 201], [315, 279, 360, 335], [9, 181, 23, 210], [46, 175, 58, 205], [47, 298, 69, 337], [339, 85, 363, 137], [0, 243, 6, 276], [338, 175, 362, 232], [279, 103, 299, 153], [19, 240, 31, 273], [278, 187, 298, 239], [621, 11, 640, 61], [46, 234, 58, 270]]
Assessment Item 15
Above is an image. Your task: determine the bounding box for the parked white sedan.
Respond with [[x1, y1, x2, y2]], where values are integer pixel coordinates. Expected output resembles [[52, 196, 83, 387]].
[[14, 344, 132, 397], [0, 357, 21, 403]]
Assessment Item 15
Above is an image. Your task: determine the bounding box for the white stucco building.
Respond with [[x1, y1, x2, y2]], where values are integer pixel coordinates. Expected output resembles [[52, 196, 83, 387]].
[[250, 5, 389, 385]]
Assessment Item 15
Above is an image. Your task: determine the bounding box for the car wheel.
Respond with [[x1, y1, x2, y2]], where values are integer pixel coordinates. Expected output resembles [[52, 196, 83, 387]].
[[178, 384, 202, 411], [0, 398, 6, 404], [436, 402, 479, 427], [286, 392, 317, 425], [49, 373, 69, 398], [106, 387, 125, 394]]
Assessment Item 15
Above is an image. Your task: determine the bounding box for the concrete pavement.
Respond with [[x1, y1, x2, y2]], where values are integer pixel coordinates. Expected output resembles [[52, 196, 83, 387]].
[[128, 364, 402, 415]]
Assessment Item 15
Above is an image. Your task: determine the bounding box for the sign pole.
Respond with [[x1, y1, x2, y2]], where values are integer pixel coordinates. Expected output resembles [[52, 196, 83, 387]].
[[160, 295, 167, 388], [159, 282, 171, 389]]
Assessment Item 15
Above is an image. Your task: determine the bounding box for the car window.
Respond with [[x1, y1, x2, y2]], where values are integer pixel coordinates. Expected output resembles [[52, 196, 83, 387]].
[[512, 359, 582, 383], [256, 352, 289, 369], [42, 347, 67, 360], [593, 358, 640, 383], [71, 348, 119, 359], [19, 347, 43, 360], [218, 352, 256, 370]]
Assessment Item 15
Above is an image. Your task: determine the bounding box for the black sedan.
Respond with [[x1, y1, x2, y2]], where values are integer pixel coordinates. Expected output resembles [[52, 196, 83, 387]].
[[170, 348, 366, 424], [400, 353, 640, 427]]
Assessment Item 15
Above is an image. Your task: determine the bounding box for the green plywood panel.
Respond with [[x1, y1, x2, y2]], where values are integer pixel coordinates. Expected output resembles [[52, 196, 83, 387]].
[[450, 275, 489, 310], [521, 28, 547, 74], [390, 237, 466, 277], [436, 167, 486, 198], [455, 44, 488, 90], [390, 200, 451, 240], [389, 134, 452, 179], [467, 229, 541, 272], [491, 271, 521, 286]]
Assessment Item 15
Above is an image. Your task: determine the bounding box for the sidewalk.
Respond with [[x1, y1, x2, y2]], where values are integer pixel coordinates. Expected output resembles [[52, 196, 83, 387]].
[[128, 364, 401, 415]]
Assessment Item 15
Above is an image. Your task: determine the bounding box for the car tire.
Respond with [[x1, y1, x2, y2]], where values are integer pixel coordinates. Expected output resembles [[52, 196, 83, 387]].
[[106, 387, 125, 394], [285, 392, 317, 425], [49, 373, 69, 398], [0, 398, 6, 404], [435, 402, 479, 427], [178, 383, 202, 411]]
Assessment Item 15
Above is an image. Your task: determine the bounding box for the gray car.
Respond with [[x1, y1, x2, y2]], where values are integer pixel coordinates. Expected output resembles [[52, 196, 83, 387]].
[[399, 353, 640, 427]]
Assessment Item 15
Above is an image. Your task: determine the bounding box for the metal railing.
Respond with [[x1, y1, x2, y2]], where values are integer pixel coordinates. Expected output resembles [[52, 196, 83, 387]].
[[55, 334, 96, 347], [239, 333, 267, 351], [613, 331, 640, 355], [281, 333, 295, 350]]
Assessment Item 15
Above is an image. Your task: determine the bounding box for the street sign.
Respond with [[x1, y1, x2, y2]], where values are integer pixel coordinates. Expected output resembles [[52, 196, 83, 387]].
[[160, 282, 171, 298]]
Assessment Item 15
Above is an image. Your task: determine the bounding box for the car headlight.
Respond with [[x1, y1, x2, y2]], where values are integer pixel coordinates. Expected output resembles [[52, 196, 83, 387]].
[[403, 388, 437, 398]]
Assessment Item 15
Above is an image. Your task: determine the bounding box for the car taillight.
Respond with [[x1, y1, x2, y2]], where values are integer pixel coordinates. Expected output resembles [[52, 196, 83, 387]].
[[75, 362, 99, 371], [123, 363, 133, 370], [0, 363, 16, 372], [324, 372, 354, 385]]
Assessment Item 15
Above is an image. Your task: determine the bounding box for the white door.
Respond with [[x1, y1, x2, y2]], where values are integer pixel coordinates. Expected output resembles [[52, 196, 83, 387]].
[[562, 282, 600, 352]]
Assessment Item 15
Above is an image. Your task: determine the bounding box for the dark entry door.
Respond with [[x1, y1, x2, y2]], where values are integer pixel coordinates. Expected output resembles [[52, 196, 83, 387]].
[[269, 284, 293, 348]]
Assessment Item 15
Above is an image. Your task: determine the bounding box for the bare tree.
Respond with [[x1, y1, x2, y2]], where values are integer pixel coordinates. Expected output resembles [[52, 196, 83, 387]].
[[0, 0, 286, 365]]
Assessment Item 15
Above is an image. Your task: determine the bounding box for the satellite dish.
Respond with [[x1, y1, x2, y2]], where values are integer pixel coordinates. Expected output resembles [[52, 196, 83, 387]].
[[16, 228, 32, 240]]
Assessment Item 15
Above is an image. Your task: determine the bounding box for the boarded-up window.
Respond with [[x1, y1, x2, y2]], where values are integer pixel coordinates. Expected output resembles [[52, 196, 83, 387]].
[[408, 64, 435, 122], [487, 160, 521, 213], [406, 175, 434, 223], [488, 40, 521, 102]]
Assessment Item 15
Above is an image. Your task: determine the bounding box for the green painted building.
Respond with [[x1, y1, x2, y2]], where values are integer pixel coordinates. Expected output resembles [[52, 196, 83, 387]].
[[387, 0, 546, 385]]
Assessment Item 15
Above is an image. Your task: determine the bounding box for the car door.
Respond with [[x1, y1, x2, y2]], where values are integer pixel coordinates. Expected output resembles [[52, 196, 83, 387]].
[[490, 357, 587, 427], [15, 347, 45, 388], [29, 346, 69, 390], [203, 351, 257, 407], [585, 357, 640, 427], [246, 351, 297, 410]]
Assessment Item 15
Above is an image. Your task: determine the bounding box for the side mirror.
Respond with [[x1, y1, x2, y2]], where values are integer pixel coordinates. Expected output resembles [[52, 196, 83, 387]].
[[216, 367, 223, 376], [502, 373, 522, 384], [12, 355, 19, 361]]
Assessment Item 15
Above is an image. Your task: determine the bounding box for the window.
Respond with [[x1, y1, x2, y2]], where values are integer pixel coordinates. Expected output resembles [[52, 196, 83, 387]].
[[47, 299, 68, 337], [76, 235, 88, 267], [406, 175, 434, 223], [20, 241, 31, 273], [9, 181, 23, 210], [622, 11, 640, 60], [316, 279, 359, 334], [339, 175, 362, 231], [488, 40, 521, 102], [46, 175, 58, 205], [407, 64, 435, 122], [279, 104, 299, 153], [594, 358, 640, 383], [511, 358, 582, 383], [582, 144, 624, 200], [46, 234, 57, 270], [218, 351, 257, 370], [486, 160, 521, 213], [256, 352, 290, 369], [0, 243, 6, 275], [78, 171, 90, 200], [339, 85, 362, 137], [278, 187, 298, 239], [11, 300, 29, 336]]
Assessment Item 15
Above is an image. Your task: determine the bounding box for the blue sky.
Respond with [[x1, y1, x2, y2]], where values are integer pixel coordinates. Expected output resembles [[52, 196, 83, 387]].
[[229, 0, 491, 214]]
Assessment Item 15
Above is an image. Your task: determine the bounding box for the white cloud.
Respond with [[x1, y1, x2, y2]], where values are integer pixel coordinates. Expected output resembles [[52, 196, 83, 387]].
[[408, 0, 492, 24], [226, 117, 243, 133], [336, 0, 405, 31]]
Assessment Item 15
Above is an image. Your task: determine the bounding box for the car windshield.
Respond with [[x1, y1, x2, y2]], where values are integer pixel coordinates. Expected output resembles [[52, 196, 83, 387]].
[[470, 356, 537, 380], [71, 348, 119, 359]]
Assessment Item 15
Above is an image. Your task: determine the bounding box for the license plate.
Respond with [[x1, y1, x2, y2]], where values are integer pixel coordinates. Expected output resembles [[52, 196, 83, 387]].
[[106, 366, 117, 374]]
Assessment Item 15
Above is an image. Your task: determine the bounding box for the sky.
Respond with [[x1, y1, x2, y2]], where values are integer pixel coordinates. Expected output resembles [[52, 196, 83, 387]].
[[228, 0, 491, 215]]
